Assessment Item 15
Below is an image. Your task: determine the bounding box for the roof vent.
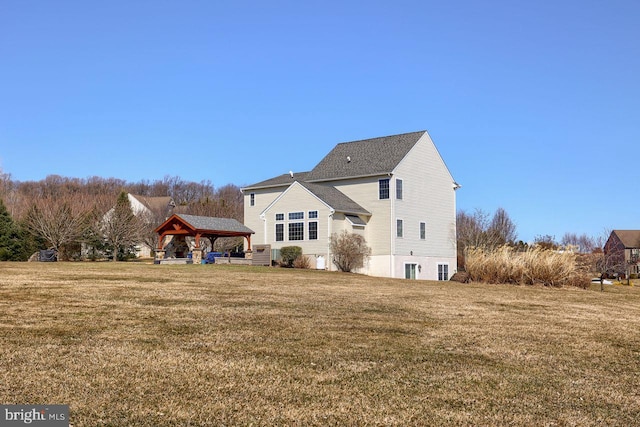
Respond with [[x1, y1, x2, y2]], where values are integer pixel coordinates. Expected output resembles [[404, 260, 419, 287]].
[[347, 156, 351, 163], [289, 171, 294, 178]]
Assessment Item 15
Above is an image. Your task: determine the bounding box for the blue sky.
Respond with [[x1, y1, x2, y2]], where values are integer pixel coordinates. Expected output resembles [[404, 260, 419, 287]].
[[1, 0, 638, 242]]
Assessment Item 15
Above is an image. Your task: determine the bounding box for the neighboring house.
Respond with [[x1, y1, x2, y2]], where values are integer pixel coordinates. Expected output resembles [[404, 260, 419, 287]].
[[242, 130, 460, 280], [101, 194, 177, 258], [604, 230, 640, 277]]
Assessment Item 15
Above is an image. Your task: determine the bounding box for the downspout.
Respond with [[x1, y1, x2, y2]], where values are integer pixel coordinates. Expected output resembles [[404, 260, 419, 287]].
[[260, 213, 266, 244], [328, 208, 335, 271]]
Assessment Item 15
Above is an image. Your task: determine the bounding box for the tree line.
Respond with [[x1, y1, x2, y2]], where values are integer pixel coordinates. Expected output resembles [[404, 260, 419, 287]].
[[0, 171, 243, 261]]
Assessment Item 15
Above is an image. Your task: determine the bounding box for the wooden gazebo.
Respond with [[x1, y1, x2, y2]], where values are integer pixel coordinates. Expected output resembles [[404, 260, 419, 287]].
[[154, 214, 254, 264]]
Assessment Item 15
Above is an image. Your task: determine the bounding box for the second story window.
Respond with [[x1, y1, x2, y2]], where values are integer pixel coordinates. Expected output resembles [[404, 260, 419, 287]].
[[397, 219, 403, 238], [379, 179, 390, 200], [289, 212, 304, 220], [250, 193, 255, 206], [396, 179, 403, 200]]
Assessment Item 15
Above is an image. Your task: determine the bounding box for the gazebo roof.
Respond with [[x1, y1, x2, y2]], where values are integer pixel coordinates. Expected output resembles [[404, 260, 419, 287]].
[[155, 214, 254, 237]]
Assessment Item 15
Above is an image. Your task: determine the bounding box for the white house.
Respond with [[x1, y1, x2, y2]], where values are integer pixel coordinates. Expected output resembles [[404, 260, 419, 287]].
[[102, 194, 177, 258], [242, 130, 460, 280]]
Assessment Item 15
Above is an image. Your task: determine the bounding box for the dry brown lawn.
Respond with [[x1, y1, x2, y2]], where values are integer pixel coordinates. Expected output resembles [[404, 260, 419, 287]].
[[1, 262, 639, 426]]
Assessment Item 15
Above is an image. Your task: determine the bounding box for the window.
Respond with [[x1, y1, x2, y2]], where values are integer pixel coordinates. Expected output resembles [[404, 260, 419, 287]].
[[438, 264, 449, 281], [308, 210, 318, 219], [420, 222, 426, 240], [379, 179, 390, 199], [275, 213, 284, 221], [289, 212, 304, 220], [396, 219, 403, 238], [309, 221, 318, 240], [250, 193, 255, 206], [275, 223, 284, 241], [288, 222, 304, 240], [396, 179, 403, 200]]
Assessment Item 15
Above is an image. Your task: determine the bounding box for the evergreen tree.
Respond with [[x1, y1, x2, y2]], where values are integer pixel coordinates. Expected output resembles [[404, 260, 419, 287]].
[[102, 191, 145, 261], [0, 198, 29, 260]]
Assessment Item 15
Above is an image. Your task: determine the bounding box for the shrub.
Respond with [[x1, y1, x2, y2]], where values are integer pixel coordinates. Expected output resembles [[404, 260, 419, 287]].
[[330, 231, 371, 273], [465, 245, 591, 288], [280, 246, 302, 268], [293, 255, 312, 269]]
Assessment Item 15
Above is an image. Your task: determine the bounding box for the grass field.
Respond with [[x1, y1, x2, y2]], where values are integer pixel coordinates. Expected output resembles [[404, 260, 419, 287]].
[[1, 262, 639, 426]]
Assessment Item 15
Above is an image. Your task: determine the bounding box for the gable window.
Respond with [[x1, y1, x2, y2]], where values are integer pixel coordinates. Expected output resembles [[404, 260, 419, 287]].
[[379, 179, 390, 200], [289, 211, 304, 220], [250, 193, 255, 206], [396, 219, 403, 238], [309, 221, 318, 240], [396, 179, 403, 200], [275, 223, 284, 241], [308, 210, 318, 219], [420, 222, 426, 240], [275, 213, 284, 221], [438, 264, 449, 281], [288, 222, 304, 240]]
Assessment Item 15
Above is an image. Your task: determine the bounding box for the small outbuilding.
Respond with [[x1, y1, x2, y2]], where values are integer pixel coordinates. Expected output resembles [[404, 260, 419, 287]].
[[154, 214, 254, 264]]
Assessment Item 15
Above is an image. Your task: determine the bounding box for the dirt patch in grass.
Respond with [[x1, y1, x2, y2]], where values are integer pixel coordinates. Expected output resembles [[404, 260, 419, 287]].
[[1, 262, 639, 426]]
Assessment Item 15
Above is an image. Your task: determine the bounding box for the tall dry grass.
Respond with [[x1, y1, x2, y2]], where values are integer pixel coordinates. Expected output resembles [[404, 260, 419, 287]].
[[465, 246, 591, 288]]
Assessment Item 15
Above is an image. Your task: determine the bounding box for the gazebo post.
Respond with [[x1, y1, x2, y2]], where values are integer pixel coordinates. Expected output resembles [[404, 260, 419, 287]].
[[192, 232, 203, 264], [155, 235, 166, 264], [244, 234, 252, 260]]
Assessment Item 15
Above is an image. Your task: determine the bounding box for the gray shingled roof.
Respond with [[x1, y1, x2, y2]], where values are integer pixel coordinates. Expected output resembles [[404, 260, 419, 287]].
[[304, 131, 426, 182], [299, 182, 370, 215], [177, 214, 254, 234], [243, 171, 310, 190], [345, 215, 367, 226]]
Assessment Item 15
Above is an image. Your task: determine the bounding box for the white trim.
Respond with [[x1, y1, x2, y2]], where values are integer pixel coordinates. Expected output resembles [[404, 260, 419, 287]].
[[437, 263, 450, 281], [260, 181, 333, 217], [308, 220, 319, 240]]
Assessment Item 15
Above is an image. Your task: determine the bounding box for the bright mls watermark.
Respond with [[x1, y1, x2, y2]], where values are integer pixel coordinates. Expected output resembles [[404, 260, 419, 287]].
[[1, 405, 68, 426]]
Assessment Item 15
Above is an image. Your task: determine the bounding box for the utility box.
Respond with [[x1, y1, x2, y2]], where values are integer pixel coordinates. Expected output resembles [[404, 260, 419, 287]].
[[252, 245, 271, 266], [39, 250, 57, 262]]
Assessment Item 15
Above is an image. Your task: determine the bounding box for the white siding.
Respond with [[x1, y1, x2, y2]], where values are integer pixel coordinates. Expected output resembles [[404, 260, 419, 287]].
[[391, 133, 457, 279], [243, 187, 285, 246], [262, 183, 332, 258], [331, 177, 392, 257]]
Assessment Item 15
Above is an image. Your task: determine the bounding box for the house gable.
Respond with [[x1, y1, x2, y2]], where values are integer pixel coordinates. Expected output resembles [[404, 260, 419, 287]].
[[610, 230, 640, 249]]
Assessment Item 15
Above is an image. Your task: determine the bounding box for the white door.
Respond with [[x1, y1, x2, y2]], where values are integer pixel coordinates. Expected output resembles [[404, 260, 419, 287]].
[[405, 263, 417, 280]]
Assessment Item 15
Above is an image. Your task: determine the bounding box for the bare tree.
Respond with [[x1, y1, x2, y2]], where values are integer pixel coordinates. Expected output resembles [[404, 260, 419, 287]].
[[488, 207, 517, 245], [330, 231, 371, 272], [457, 208, 518, 269], [561, 232, 597, 253], [23, 194, 95, 259]]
